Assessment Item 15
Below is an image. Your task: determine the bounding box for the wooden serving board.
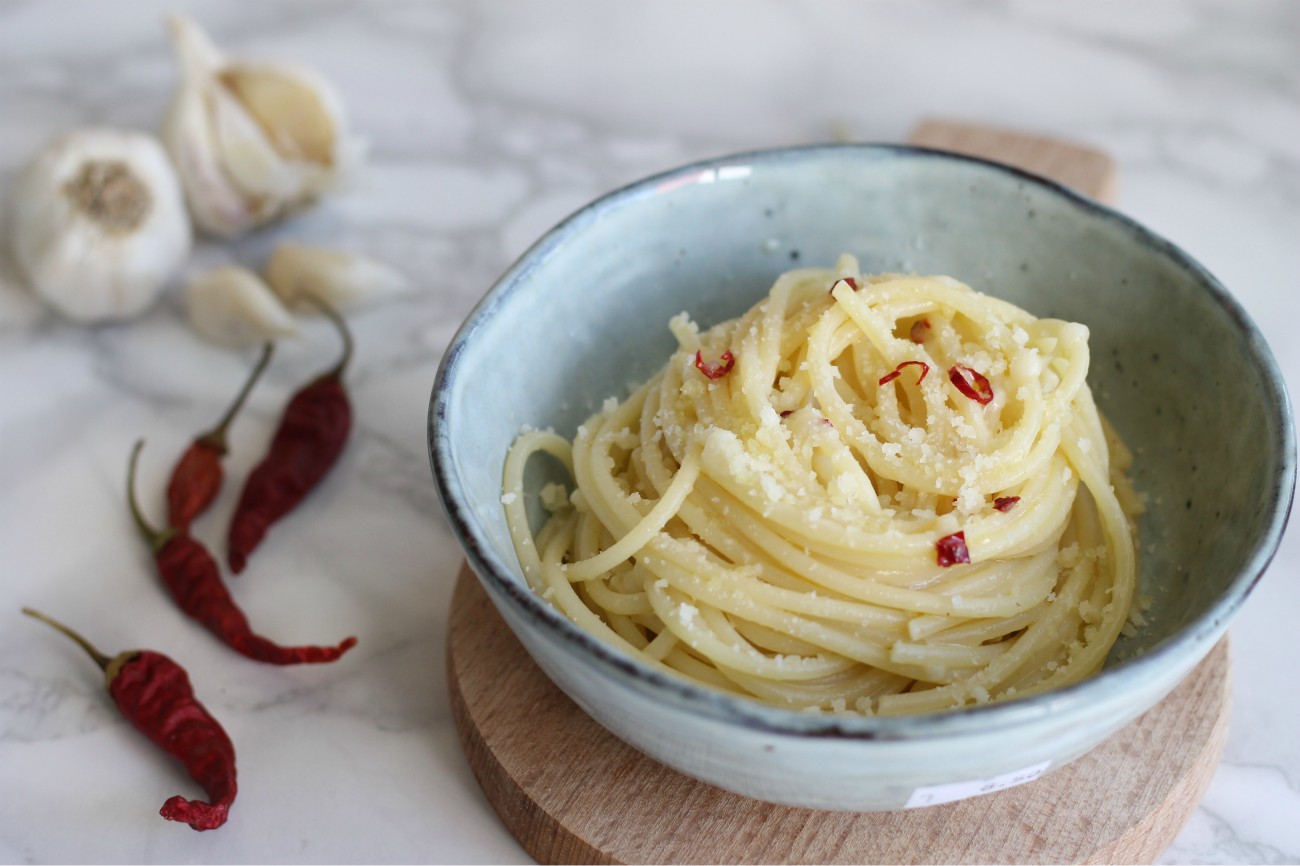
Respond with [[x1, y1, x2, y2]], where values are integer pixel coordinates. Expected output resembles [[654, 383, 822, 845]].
[[445, 122, 1230, 863], [449, 569, 1229, 865], [908, 118, 1117, 203]]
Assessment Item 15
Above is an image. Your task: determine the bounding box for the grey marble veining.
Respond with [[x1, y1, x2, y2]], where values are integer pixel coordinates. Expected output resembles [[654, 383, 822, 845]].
[[0, 0, 1297, 862]]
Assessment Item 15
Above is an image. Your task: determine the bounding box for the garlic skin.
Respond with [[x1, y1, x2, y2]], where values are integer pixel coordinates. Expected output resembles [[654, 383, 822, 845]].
[[264, 243, 407, 312], [162, 14, 364, 237], [8, 128, 192, 323], [185, 265, 299, 348]]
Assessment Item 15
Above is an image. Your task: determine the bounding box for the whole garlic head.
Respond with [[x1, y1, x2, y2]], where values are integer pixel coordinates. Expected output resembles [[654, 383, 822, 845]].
[[8, 128, 192, 323], [162, 14, 364, 237]]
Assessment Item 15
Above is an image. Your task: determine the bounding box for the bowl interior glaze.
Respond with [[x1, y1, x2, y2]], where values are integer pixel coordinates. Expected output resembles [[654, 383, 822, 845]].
[[431, 144, 1294, 735]]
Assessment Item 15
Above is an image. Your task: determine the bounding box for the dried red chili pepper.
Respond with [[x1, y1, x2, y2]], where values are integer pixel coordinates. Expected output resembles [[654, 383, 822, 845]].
[[22, 607, 237, 831], [936, 531, 971, 567], [828, 277, 859, 295], [130, 442, 357, 664], [228, 296, 353, 574], [993, 496, 1021, 512], [878, 360, 930, 386], [167, 343, 274, 531], [948, 365, 994, 405], [694, 349, 735, 380], [909, 319, 931, 343]]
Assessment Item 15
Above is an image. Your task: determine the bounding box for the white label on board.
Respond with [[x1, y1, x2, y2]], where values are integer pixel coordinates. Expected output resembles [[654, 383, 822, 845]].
[[904, 760, 1052, 808]]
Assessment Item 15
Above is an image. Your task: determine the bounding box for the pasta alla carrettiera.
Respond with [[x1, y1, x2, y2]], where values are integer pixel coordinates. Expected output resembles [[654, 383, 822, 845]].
[[502, 255, 1142, 715]]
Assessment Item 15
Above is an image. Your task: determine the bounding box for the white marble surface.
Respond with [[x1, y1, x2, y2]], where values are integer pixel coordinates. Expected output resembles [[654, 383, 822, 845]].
[[1, 1, 1297, 862]]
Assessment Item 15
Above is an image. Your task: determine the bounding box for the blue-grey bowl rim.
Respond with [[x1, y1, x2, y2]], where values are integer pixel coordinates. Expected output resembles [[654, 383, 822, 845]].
[[428, 142, 1296, 741]]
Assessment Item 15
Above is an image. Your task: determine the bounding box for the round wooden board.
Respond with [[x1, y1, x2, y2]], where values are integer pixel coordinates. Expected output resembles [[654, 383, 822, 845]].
[[447, 567, 1231, 865]]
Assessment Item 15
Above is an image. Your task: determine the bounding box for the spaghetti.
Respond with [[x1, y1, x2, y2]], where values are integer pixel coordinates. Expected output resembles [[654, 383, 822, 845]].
[[503, 256, 1141, 715]]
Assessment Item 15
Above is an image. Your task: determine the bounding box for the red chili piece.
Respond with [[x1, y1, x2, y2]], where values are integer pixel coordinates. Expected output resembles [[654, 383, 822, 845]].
[[936, 531, 971, 567], [909, 319, 931, 343], [993, 496, 1021, 512], [228, 297, 353, 574], [22, 608, 237, 831], [878, 360, 930, 386], [947, 365, 994, 405], [828, 276, 859, 295], [694, 349, 735, 380], [130, 442, 357, 664], [167, 343, 274, 531]]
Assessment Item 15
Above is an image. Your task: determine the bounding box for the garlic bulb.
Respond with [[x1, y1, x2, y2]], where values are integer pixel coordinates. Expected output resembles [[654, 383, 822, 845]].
[[162, 14, 364, 237], [264, 243, 407, 311], [186, 265, 299, 347], [7, 128, 192, 323]]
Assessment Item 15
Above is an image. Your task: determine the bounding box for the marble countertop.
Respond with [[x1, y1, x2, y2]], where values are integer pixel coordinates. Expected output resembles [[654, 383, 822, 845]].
[[1, 1, 1297, 862]]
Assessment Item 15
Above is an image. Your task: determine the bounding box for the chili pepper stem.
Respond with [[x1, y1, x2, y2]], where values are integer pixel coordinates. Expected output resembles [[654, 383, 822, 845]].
[[22, 607, 112, 671], [128, 440, 177, 552], [302, 293, 353, 379], [196, 342, 274, 453]]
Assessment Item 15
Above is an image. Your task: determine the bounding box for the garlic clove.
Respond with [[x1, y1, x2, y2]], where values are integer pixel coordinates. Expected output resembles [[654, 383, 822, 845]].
[[264, 243, 408, 312], [162, 14, 364, 238], [162, 15, 262, 236], [162, 78, 262, 237], [7, 128, 192, 323], [185, 265, 299, 347], [220, 64, 339, 169], [208, 80, 310, 205]]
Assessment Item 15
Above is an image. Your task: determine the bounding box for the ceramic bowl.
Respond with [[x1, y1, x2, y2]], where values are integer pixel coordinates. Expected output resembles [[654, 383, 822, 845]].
[[429, 144, 1294, 811]]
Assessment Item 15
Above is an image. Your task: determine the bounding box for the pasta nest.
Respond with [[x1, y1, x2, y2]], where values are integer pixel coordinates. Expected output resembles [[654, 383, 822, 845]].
[[504, 256, 1140, 715]]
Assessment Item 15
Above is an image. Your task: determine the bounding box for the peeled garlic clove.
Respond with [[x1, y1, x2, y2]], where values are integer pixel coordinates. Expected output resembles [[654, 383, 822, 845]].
[[7, 128, 192, 323], [186, 265, 299, 348], [264, 243, 408, 312], [208, 80, 308, 204], [162, 14, 364, 238], [220, 63, 345, 187]]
